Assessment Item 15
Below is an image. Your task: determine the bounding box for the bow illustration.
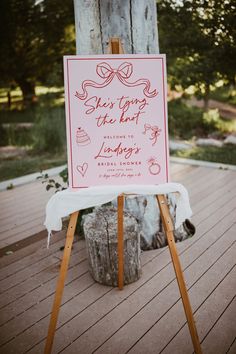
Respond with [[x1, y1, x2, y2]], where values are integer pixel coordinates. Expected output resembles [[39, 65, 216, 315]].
[[143, 123, 162, 146], [75, 62, 158, 100]]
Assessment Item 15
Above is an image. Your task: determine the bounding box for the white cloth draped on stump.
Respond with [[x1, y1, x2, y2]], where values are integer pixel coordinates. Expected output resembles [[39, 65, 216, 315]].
[[44, 183, 192, 247]]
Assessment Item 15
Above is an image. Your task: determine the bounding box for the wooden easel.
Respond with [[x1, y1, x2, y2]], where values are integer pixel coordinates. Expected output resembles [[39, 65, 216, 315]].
[[44, 38, 202, 354]]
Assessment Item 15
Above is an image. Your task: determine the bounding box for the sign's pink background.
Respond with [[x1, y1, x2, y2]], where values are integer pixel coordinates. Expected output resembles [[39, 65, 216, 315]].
[[63, 54, 169, 189]]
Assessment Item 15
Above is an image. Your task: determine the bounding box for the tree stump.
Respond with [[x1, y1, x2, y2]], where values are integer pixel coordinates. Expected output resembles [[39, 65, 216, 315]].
[[83, 205, 141, 286]]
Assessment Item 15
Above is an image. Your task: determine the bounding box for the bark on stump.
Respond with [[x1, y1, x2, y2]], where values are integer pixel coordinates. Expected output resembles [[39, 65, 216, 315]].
[[83, 206, 141, 286]]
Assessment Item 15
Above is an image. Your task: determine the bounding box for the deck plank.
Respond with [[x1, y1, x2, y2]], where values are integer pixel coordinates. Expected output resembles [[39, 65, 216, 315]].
[[0, 233, 65, 281], [227, 338, 236, 354], [201, 296, 236, 354], [0, 163, 235, 354], [124, 226, 236, 354], [17, 209, 236, 354], [0, 245, 86, 309], [158, 264, 236, 354], [0, 179, 56, 249], [55, 226, 236, 354], [0, 162, 193, 249]]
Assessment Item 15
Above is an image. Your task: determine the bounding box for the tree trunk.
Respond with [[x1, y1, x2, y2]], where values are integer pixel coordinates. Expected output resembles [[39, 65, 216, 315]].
[[203, 82, 210, 111], [7, 90, 11, 109], [18, 79, 36, 105], [73, 0, 163, 286], [73, 0, 159, 54], [83, 206, 141, 286], [73, 0, 102, 54], [73, 0, 160, 236]]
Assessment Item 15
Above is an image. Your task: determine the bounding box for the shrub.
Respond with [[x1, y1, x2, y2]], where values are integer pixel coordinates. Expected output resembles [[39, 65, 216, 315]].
[[0, 106, 38, 124], [0, 124, 33, 146], [0, 124, 8, 146], [202, 109, 220, 131], [33, 107, 66, 153], [168, 99, 222, 139]]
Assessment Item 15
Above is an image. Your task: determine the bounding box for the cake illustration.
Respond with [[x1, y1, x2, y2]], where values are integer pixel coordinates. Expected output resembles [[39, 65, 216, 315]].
[[76, 127, 91, 146]]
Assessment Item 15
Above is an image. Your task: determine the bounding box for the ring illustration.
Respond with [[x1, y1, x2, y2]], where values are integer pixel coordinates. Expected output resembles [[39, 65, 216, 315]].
[[148, 157, 161, 175]]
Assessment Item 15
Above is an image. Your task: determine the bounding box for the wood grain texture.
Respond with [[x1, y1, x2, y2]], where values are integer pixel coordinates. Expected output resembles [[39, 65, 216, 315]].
[[73, 0, 159, 54], [131, 0, 159, 53], [83, 205, 141, 287], [117, 195, 124, 289], [0, 180, 54, 249], [73, 0, 102, 54], [157, 195, 202, 354], [100, 0, 132, 53], [0, 164, 235, 354], [44, 211, 79, 354]]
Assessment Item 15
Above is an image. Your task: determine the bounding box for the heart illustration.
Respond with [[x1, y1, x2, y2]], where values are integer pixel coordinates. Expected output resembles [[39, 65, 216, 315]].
[[76, 163, 88, 177]]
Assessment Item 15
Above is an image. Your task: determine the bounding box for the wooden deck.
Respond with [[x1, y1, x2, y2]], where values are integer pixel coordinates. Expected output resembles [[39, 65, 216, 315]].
[[0, 161, 235, 354], [0, 178, 56, 250]]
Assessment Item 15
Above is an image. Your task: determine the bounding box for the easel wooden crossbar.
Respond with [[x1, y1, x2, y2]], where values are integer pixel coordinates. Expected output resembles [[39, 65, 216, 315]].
[[44, 38, 202, 354]]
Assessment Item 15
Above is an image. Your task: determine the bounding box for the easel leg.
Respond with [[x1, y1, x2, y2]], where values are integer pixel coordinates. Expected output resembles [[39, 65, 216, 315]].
[[117, 195, 124, 290], [44, 211, 79, 354], [156, 195, 202, 354], [109, 38, 124, 291]]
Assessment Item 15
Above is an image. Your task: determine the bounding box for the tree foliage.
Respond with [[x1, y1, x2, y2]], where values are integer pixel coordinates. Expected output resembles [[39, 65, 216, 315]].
[[157, 0, 236, 105], [0, 0, 75, 102]]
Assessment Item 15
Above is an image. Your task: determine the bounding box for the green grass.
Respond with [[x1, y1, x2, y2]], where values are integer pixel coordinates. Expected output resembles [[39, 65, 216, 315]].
[[171, 145, 236, 165], [0, 86, 64, 124], [0, 107, 38, 124], [0, 124, 34, 146], [0, 87, 22, 105], [0, 153, 67, 182], [0, 86, 67, 182], [32, 106, 66, 153], [0, 106, 66, 150], [0, 86, 63, 102]]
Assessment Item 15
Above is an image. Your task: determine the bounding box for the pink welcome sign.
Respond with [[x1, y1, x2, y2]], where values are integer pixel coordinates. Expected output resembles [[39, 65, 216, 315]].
[[63, 54, 169, 189]]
